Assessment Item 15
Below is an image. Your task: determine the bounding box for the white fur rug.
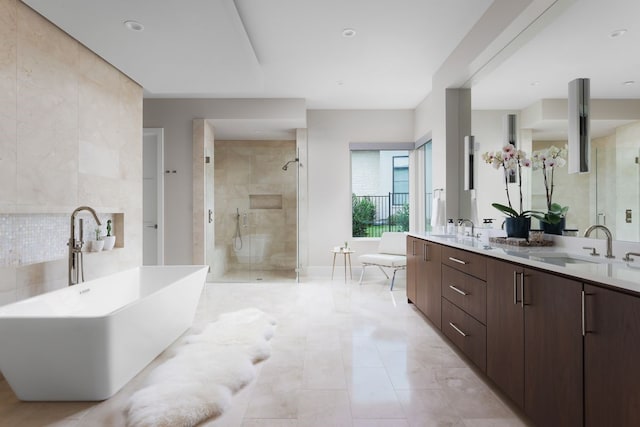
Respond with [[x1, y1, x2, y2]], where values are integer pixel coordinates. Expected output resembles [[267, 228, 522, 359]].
[[126, 308, 276, 427]]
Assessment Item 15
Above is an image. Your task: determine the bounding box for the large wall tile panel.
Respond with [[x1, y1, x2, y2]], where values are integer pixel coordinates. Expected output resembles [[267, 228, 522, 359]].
[[0, 1, 143, 304]]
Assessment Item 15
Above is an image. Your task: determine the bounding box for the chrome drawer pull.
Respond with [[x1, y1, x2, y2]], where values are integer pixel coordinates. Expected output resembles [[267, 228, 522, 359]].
[[449, 322, 468, 337], [581, 290, 586, 337], [448, 257, 468, 265], [448, 285, 468, 296]]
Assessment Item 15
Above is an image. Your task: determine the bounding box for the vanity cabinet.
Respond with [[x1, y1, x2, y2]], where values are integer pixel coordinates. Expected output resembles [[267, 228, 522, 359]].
[[406, 236, 419, 304], [486, 258, 583, 426], [441, 250, 487, 371], [442, 264, 486, 324], [584, 284, 640, 426], [441, 297, 486, 371], [406, 237, 442, 328], [407, 235, 640, 427], [418, 240, 441, 329], [486, 259, 525, 407]]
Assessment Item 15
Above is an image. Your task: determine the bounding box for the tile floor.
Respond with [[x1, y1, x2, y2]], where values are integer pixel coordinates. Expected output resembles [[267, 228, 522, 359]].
[[0, 277, 531, 426], [214, 269, 297, 283]]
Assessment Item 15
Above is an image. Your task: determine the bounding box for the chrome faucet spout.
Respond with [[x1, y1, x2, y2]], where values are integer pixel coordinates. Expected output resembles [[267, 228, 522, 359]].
[[584, 224, 615, 259], [68, 206, 102, 286], [459, 219, 475, 238]]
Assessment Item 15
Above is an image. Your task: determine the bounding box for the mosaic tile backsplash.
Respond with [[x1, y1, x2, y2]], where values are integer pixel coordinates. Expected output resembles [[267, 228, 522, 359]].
[[0, 213, 114, 266]]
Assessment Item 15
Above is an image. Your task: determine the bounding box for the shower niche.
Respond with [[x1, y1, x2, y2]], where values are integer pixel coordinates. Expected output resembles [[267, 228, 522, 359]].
[[211, 140, 297, 282]]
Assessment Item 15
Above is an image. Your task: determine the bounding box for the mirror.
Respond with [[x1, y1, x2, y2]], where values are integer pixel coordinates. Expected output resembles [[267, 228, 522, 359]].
[[469, 0, 640, 242], [529, 121, 640, 242]]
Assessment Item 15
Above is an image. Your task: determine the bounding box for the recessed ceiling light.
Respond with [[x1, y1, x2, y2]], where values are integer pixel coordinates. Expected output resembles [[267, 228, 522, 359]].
[[336, 80, 344, 86], [609, 28, 627, 38], [124, 20, 144, 32], [623, 80, 636, 86], [530, 81, 540, 86], [342, 28, 356, 38]]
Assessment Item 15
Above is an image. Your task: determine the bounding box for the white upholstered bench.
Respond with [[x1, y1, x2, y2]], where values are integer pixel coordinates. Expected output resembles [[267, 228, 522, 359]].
[[358, 232, 407, 290]]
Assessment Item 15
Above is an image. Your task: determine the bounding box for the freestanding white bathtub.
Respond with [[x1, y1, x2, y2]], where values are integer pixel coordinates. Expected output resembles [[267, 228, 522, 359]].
[[0, 265, 207, 401]]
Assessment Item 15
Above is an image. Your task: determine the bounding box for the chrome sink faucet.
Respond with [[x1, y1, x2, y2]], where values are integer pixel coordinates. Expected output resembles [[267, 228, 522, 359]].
[[623, 252, 640, 262], [68, 206, 101, 286], [584, 224, 615, 259], [459, 219, 475, 238]]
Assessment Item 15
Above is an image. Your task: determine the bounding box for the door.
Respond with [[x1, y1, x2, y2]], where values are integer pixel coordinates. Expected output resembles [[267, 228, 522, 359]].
[[523, 268, 583, 426], [486, 258, 525, 408], [406, 237, 418, 304], [418, 240, 441, 329], [143, 128, 164, 265], [584, 284, 640, 426]]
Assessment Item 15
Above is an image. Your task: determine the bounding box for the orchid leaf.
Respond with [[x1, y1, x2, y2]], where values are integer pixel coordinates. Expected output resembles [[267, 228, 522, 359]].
[[491, 203, 520, 218]]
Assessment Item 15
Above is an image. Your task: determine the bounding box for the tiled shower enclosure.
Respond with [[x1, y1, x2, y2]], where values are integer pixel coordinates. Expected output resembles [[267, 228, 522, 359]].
[[212, 140, 297, 281]]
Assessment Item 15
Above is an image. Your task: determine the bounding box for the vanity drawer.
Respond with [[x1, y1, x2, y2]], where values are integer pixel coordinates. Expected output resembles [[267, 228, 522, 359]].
[[442, 298, 487, 372], [442, 246, 487, 280], [442, 264, 486, 324]]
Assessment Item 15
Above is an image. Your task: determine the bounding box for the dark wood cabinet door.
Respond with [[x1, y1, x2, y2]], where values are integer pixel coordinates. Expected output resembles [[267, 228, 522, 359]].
[[486, 258, 525, 408], [584, 284, 640, 427], [418, 241, 441, 329], [523, 268, 583, 427], [406, 237, 418, 304]]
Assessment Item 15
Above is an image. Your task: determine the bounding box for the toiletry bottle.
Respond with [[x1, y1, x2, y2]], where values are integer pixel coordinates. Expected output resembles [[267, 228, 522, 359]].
[[447, 219, 455, 235]]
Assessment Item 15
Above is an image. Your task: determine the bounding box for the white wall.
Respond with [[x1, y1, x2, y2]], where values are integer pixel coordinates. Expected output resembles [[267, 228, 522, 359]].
[[306, 110, 414, 271]]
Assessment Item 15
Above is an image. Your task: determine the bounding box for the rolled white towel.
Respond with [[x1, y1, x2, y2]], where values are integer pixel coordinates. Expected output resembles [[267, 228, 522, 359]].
[[430, 193, 445, 228]]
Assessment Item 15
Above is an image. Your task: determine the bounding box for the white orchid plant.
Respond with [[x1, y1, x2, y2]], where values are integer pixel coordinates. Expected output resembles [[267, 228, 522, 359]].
[[482, 144, 543, 219], [531, 145, 569, 224]]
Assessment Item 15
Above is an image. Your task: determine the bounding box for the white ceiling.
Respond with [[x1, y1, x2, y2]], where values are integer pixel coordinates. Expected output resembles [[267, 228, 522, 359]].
[[22, 0, 492, 109], [471, 0, 640, 139], [473, 0, 640, 110], [20, 0, 640, 140]]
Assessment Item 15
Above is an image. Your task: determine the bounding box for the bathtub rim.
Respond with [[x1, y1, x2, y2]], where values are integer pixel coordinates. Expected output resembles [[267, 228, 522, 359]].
[[0, 265, 208, 320]]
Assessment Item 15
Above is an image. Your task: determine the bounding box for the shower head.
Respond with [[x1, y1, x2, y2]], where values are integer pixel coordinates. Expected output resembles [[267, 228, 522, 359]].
[[282, 158, 299, 171]]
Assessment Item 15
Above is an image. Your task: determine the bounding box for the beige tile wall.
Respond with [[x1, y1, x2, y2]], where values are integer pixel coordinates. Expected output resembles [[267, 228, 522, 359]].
[[214, 140, 296, 273], [0, 0, 142, 304]]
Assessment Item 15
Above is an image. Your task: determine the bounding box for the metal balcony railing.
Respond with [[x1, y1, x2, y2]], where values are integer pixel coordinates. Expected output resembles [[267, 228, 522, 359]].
[[352, 192, 408, 237]]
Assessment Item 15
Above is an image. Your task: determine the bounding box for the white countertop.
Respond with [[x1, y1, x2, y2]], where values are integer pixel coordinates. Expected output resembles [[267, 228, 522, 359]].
[[408, 232, 640, 295]]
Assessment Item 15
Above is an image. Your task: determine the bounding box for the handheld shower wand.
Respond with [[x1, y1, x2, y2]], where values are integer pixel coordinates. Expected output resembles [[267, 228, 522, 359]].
[[233, 208, 243, 250]]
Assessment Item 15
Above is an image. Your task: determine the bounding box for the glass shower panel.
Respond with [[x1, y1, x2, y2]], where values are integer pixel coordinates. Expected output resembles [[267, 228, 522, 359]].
[[212, 140, 297, 282], [205, 146, 215, 281], [594, 145, 640, 242]]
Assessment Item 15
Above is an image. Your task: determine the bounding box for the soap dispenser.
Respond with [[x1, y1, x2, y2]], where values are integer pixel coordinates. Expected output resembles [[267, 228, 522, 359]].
[[446, 219, 455, 235]]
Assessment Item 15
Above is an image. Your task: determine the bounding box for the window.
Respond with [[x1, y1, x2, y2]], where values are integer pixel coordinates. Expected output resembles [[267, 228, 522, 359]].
[[351, 149, 410, 237], [392, 156, 408, 205]]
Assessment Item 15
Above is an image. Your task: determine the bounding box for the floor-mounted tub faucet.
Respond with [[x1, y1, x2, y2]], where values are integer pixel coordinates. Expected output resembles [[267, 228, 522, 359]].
[[68, 206, 101, 286]]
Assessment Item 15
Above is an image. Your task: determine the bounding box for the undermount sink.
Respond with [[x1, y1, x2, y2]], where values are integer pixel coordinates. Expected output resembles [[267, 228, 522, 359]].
[[527, 252, 600, 266], [429, 234, 458, 239]]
